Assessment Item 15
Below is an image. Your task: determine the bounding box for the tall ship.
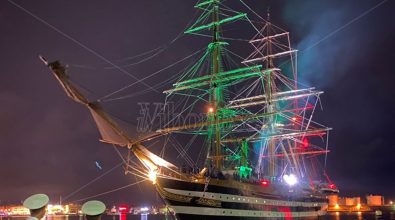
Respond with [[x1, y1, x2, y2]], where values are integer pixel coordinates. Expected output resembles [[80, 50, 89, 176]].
[[41, 0, 339, 219]]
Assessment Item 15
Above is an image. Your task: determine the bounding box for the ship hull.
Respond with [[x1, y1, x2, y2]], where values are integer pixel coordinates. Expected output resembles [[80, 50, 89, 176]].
[[156, 176, 327, 219], [175, 213, 321, 220]]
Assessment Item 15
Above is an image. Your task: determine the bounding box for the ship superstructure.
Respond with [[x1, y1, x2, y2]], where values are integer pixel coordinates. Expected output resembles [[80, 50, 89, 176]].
[[41, 0, 338, 219]]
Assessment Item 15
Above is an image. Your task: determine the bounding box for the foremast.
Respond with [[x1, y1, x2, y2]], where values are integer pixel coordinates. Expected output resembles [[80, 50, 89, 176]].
[[210, 0, 223, 170], [181, 0, 248, 172]]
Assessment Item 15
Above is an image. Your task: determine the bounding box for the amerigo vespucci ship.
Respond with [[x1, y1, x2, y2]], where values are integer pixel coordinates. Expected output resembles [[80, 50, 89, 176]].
[[40, 0, 339, 219]]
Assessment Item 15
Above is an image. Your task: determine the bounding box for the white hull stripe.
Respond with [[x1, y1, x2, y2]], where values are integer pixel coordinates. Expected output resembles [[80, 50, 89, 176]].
[[171, 206, 326, 217], [164, 188, 325, 208]]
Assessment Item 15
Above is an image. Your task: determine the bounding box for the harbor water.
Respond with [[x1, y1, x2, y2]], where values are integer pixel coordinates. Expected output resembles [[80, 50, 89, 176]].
[[2, 213, 395, 220]]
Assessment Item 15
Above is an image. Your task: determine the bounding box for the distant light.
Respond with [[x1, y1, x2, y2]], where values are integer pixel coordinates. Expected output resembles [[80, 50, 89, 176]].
[[356, 203, 361, 210], [329, 183, 336, 189], [335, 204, 340, 209], [47, 204, 53, 215], [302, 137, 309, 148], [140, 207, 149, 212], [283, 174, 297, 186], [291, 117, 297, 122], [390, 200, 393, 205], [261, 180, 270, 187], [148, 170, 157, 184]]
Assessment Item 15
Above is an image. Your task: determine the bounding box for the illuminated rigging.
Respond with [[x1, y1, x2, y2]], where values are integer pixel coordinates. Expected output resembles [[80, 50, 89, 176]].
[[40, 0, 339, 209]]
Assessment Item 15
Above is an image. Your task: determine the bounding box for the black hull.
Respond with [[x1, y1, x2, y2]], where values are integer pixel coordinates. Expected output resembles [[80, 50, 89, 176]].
[[156, 176, 327, 219], [176, 214, 324, 220]]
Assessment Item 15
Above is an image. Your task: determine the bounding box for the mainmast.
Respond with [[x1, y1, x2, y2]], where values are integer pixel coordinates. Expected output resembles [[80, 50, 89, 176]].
[[241, 11, 333, 182], [264, 10, 276, 177]]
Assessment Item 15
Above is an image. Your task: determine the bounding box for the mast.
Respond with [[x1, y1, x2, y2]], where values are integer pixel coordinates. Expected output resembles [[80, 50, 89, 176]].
[[243, 9, 311, 179], [264, 9, 276, 177], [211, 0, 222, 170], [168, 0, 248, 172]]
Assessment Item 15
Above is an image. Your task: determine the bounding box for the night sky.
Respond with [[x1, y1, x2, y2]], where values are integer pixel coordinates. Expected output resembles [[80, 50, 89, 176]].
[[1, 0, 394, 206]]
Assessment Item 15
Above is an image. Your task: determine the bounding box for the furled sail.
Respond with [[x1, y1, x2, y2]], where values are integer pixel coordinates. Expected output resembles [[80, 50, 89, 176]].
[[40, 56, 176, 170]]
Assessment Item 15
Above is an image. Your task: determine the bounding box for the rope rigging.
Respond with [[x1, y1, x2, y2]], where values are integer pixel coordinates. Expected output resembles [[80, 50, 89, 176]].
[[71, 179, 147, 203], [47, 0, 337, 190], [98, 48, 205, 102]]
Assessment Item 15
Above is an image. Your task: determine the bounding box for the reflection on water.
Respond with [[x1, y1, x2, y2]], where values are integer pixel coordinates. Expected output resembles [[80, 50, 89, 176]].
[[357, 212, 362, 220], [321, 212, 395, 220], [2, 212, 395, 220], [334, 212, 340, 220]]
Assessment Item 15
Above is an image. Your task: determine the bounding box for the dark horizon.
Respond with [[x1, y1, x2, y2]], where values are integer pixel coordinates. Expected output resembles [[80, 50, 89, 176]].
[[0, 0, 394, 205]]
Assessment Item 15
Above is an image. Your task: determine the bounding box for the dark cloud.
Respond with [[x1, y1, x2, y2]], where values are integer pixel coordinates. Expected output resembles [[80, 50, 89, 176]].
[[283, 0, 395, 88]]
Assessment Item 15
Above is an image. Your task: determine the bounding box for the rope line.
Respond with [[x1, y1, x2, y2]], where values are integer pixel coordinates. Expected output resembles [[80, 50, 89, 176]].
[[6, 0, 159, 93], [302, 0, 388, 52], [99, 48, 204, 101], [62, 162, 123, 202], [71, 179, 147, 203]]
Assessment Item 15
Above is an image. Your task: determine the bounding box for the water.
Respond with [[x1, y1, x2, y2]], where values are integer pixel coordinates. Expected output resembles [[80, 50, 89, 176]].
[[2, 213, 395, 220]]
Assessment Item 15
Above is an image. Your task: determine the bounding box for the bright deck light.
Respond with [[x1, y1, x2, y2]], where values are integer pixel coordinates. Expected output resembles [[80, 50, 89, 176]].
[[283, 174, 298, 186], [148, 170, 157, 184]]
